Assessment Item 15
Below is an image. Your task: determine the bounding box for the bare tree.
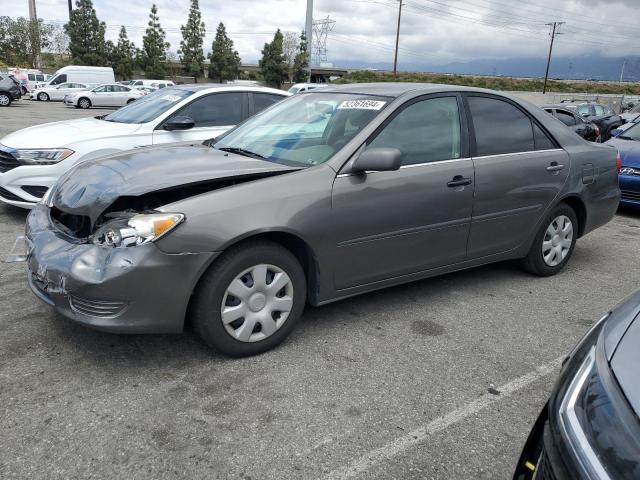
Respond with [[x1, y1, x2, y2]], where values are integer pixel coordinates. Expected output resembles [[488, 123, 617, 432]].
[[282, 31, 299, 83]]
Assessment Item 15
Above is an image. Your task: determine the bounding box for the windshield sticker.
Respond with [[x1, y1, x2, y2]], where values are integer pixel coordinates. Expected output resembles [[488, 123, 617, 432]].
[[337, 100, 386, 110], [160, 94, 181, 102]]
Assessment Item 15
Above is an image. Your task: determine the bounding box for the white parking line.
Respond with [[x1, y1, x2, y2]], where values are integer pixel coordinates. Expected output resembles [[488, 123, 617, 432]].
[[323, 356, 564, 480]]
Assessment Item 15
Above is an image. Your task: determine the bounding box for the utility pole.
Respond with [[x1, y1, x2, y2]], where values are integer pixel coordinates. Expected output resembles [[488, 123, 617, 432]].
[[620, 59, 627, 83], [68, 0, 73, 18], [542, 21, 563, 94], [393, 0, 403, 79], [305, 0, 313, 82], [28, 0, 42, 69]]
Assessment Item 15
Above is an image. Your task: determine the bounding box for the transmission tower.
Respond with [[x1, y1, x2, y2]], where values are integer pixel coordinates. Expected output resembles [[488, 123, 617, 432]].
[[312, 16, 336, 65]]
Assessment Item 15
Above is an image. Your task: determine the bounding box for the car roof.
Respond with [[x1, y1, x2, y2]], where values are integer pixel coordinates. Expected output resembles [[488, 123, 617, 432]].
[[541, 104, 578, 111], [316, 82, 516, 98], [170, 84, 290, 95]]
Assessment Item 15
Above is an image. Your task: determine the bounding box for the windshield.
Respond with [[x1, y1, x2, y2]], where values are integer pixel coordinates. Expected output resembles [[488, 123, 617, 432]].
[[287, 86, 301, 94], [102, 88, 193, 124], [214, 93, 390, 167], [618, 122, 640, 140]]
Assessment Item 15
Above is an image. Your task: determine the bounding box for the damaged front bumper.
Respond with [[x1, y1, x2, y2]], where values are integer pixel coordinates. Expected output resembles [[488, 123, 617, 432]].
[[23, 205, 218, 334]]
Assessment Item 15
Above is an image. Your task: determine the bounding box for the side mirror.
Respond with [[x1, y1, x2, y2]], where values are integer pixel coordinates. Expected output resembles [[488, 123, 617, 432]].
[[351, 148, 402, 174], [163, 115, 195, 131]]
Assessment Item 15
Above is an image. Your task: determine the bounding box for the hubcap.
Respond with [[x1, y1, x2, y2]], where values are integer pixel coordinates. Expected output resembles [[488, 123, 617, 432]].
[[542, 215, 573, 267], [39, 93, 47, 101], [221, 264, 294, 343], [80, 99, 89, 108], [0, 95, 9, 106]]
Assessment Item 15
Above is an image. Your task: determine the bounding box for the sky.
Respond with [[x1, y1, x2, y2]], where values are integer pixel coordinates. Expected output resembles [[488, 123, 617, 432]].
[[11, 0, 640, 69]]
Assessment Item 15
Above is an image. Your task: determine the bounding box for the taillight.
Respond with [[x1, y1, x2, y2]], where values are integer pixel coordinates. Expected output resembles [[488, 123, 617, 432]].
[[593, 124, 600, 136], [616, 151, 622, 173]]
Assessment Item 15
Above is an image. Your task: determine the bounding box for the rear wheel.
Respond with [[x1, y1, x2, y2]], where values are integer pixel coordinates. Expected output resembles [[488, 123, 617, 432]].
[[0, 93, 11, 106], [38, 92, 49, 101], [78, 97, 91, 109], [191, 241, 306, 357], [520, 204, 578, 276]]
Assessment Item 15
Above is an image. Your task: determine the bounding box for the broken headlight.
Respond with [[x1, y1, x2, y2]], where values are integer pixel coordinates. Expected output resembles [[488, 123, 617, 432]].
[[92, 213, 184, 247], [14, 148, 74, 164]]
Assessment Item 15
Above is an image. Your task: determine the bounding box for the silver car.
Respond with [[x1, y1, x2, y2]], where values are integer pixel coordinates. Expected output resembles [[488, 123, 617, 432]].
[[64, 83, 146, 109], [24, 83, 620, 356], [31, 82, 93, 102]]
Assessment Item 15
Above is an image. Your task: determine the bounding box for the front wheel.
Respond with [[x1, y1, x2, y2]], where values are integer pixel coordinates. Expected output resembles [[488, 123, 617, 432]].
[[520, 204, 578, 276], [191, 241, 307, 357], [78, 97, 91, 109], [38, 92, 49, 101], [0, 93, 11, 106]]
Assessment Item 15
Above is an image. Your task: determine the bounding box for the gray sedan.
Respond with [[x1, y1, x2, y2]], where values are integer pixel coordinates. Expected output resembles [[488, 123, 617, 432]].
[[24, 83, 620, 356]]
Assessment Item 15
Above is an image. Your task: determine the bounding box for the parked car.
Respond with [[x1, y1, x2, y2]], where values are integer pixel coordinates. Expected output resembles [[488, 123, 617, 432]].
[[129, 79, 175, 89], [620, 102, 640, 122], [135, 86, 157, 94], [513, 290, 640, 480], [560, 102, 624, 141], [34, 66, 115, 91], [0, 74, 22, 106], [20, 84, 620, 356], [606, 121, 640, 208], [30, 82, 93, 102], [610, 113, 640, 138], [288, 83, 329, 94], [63, 83, 146, 108], [0, 85, 289, 206], [543, 105, 600, 142]]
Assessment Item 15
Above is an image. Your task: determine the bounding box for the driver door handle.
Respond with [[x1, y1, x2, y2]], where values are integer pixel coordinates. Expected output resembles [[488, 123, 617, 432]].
[[447, 175, 472, 188]]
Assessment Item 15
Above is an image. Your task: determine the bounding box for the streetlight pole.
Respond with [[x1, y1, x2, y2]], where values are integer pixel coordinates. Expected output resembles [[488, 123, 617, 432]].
[[305, 0, 313, 83], [393, 0, 403, 79], [542, 21, 563, 94]]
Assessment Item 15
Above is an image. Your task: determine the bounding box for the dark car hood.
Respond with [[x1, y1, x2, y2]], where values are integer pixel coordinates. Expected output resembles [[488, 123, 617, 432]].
[[605, 290, 640, 415], [52, 145, 299, 225], [606, 138, 640, 168]]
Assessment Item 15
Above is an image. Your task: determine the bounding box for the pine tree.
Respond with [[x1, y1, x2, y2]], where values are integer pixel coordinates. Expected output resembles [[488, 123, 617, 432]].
[[112, 26, 136, 80], [64, 0, 107, 66], [293, 31, 309, 83], [141, 4, 169, 79], [208, 23, 241, 83], [178, 0, 205, 78], [259, 29, 286, 88]]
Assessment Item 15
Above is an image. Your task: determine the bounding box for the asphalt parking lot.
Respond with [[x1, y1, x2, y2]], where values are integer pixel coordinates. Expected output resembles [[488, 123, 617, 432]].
[[1, 99, 639, 480]]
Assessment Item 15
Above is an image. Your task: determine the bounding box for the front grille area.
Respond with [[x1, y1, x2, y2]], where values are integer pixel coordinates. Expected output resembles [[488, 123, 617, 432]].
[[21, 185, 48, 198], [536, 448, 558, 480], [0, 150, 20, 173], [69, 295, 128, 318], [0, 186, 23, 202], [622, 189, 640, 201]]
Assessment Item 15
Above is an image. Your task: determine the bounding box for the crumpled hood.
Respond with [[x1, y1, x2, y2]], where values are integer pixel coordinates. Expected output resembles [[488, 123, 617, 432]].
[[52, 145, 298, 225], [0, 117, 141, 149], [606, 137, 640, 168]]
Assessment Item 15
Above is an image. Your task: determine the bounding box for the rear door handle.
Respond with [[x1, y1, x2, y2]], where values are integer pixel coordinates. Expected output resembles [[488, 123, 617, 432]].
[[546, 162, 565, 172], [447, 175, 472, 187]]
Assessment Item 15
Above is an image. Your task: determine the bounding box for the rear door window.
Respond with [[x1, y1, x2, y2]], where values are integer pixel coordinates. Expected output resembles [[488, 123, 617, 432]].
[[367, 96, 461, 165], [467, 96, 535, 156], [179, 92, 243, 127]]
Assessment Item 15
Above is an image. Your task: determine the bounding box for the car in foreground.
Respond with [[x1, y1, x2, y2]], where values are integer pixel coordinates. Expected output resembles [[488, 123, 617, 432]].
[[0, 85, 289, 207], [606, 122, 640, 208], [20, 84, 620, 356], [30, 82, 94, 102], [543, 105, 600, 142], [63, 83, 146, 109], [560, 102, 624, 141], [513, 290, 640, 480], [0, 74, 22, 106]]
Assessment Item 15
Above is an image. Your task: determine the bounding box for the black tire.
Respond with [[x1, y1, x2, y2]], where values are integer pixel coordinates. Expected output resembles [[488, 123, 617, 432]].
[[126, 98, 135, 104], [38, 92, 49, 101], [520, 203, 578, 277], [191, 240, 306, 357], [0, 93, 11, 107], [78, 97, 91, 109]]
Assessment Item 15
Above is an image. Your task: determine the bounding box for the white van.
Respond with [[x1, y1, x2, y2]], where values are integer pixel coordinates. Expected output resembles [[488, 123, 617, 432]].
[[35, 66, 115, 90]]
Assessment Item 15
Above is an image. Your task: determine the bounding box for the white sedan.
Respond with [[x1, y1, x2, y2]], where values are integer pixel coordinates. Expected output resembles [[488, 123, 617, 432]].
[[0, 85, 290, 207], [63, 84, 146, 109], [30, 82, 94, 102]]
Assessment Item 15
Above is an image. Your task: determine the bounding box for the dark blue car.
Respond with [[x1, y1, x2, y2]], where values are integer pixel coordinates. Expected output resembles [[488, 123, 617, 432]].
[[607, 122, 640, 208]]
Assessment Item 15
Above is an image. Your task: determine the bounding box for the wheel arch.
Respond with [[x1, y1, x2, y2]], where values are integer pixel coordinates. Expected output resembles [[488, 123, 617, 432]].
[[558, 194, 587, 238]]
